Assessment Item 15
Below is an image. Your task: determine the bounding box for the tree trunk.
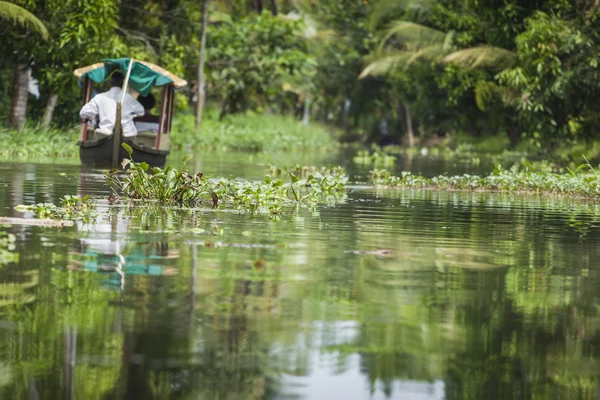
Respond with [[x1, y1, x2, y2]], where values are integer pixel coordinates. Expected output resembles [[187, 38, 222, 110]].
[[404, 103, 415, 147], [41, 93, 58, 129], [507, 124, 521, 148], [343, 97, 351, 134], [10, 64, 29, 131], [269, 0, 278, 15], [302, 97, 310, 126], [195, 0, 210, 131], [254, 0, 263, 13]]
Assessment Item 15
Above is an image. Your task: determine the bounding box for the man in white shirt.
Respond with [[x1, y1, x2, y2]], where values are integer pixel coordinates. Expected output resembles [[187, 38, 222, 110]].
[[80, 72, 145, 137]]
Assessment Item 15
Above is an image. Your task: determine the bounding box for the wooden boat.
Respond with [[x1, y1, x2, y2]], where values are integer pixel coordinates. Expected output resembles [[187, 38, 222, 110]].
[[74, 58, 187, 168]]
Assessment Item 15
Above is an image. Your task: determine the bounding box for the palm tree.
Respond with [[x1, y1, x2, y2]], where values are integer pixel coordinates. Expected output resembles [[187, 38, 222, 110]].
[[0, 1, 49, 39], [358, 0, 519, 145], [1, 1, 49, 131], [359, 21, 517, 79]]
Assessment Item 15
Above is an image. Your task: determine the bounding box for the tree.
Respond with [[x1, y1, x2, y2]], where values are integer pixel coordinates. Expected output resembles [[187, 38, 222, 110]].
[[0, 1, 48, 39], [207, 12, 315, 119], [0, 1, 48, 130], [195, 0, 210, 131], [359, 1, 522, 144]]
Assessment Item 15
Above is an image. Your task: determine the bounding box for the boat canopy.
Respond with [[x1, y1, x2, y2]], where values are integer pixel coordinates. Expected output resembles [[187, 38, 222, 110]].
[[73, 58, 187, 96]]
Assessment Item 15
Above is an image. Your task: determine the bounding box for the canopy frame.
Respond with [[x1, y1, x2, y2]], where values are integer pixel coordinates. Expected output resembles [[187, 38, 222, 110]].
[[73, 59, 187, 89]]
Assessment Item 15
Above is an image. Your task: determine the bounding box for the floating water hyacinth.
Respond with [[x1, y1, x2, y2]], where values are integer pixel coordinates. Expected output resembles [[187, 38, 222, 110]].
[[369, 161, 600, 198], [105, 144, 348, 214]]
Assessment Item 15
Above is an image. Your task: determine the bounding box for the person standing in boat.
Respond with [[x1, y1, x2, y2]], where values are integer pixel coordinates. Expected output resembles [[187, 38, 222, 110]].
[[79, 72, 145, 137]]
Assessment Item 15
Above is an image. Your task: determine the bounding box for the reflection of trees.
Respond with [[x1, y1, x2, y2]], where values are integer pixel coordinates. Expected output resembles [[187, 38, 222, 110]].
[[342, 190, 600, 399], [4, 185, 600, 399]]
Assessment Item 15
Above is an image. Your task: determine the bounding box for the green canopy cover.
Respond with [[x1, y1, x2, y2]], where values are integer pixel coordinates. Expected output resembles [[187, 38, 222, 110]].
[[81, 58, 174, 96]]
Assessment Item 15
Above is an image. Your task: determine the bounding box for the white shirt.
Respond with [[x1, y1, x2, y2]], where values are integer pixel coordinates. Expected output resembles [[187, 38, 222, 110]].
[[135, 121, 160, 133], [80, 87, 145, 137]]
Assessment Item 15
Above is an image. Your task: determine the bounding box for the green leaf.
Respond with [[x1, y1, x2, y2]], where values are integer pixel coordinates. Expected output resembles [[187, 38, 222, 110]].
[[122, 143, 133, 157]]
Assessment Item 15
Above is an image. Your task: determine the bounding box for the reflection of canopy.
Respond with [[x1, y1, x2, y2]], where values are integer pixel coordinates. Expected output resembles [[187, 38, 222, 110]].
[[73, 58, 187, 96]]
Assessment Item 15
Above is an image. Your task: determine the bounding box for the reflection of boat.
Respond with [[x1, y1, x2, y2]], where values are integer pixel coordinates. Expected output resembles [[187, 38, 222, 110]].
[[70, 239, 179, 290], [74, 58, 187, 168], [70, 214, 179, 289]]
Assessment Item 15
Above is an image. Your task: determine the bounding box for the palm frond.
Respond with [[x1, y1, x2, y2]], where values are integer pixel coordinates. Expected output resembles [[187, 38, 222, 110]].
[[381, 21, 449, 51], [369, 0, 433, 28], [0, 1, 48, 39], [474, 81, 501, 111], [443, 46, 516, 70], [359, 45, 446, 79], [359, 51, 413, 79]]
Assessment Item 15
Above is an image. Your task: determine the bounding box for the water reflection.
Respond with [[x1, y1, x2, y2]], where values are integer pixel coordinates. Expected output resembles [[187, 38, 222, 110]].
[[1, 160, 600, 398]]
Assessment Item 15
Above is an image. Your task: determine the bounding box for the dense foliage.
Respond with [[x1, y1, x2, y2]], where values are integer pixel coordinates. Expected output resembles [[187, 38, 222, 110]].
[[2, 0, 600, 155]]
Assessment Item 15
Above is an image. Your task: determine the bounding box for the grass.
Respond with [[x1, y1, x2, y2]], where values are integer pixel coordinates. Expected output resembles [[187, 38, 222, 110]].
[[0, 111, 338, 160], [170, 113, 339, 152], [369, 161, 600, 198], [0, 125, 78, 158]]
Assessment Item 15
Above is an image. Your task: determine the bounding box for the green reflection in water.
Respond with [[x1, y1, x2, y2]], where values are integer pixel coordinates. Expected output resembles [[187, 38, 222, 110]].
[[0, 159, 599, 399]]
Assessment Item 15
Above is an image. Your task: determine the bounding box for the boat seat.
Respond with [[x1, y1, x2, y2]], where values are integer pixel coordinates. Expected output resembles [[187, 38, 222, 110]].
[[133, 130, 157, 148]]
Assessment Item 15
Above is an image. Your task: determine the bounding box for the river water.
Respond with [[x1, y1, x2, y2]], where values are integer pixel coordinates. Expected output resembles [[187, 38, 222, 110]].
[[0, 150, 599, 399]]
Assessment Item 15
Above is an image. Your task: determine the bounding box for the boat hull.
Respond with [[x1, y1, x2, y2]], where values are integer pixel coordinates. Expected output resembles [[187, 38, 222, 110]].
[[79, 134, 168, 168]]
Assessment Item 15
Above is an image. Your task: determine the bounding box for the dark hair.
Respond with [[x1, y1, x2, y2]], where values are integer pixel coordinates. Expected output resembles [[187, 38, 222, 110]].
[[110, 72, 124, 88], [138, 93, 156, 110]]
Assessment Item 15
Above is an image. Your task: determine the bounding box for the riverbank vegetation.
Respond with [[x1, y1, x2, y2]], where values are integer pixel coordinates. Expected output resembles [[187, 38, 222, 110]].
[[0, 126, 77, 158], [171, 113, 337, 152], [4, 0, 600, 160]]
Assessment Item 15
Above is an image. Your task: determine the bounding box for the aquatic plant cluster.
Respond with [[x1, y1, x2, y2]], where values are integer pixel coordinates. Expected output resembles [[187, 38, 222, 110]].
[[107, 154, 214, 206], [216, 172, 347, 214], [370, 164, 600, 198], [267, 164, 347, 179], [15, 195, 97, 222], [107, 146, 348, 214], [352, 150, 397, 166]]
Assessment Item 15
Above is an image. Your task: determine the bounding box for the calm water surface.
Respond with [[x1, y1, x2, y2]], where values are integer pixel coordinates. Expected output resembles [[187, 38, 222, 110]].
[[0, 151, 599, 399]]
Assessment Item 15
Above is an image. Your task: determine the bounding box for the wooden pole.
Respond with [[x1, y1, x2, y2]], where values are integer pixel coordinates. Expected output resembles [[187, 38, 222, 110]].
[[155, 85, 169, 149], [167, 85, 175, 133], [195, 0, 209, 131], [112, 59, 135, 170], [81, 78, 89, 141], [112, 104, 123, 170]]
